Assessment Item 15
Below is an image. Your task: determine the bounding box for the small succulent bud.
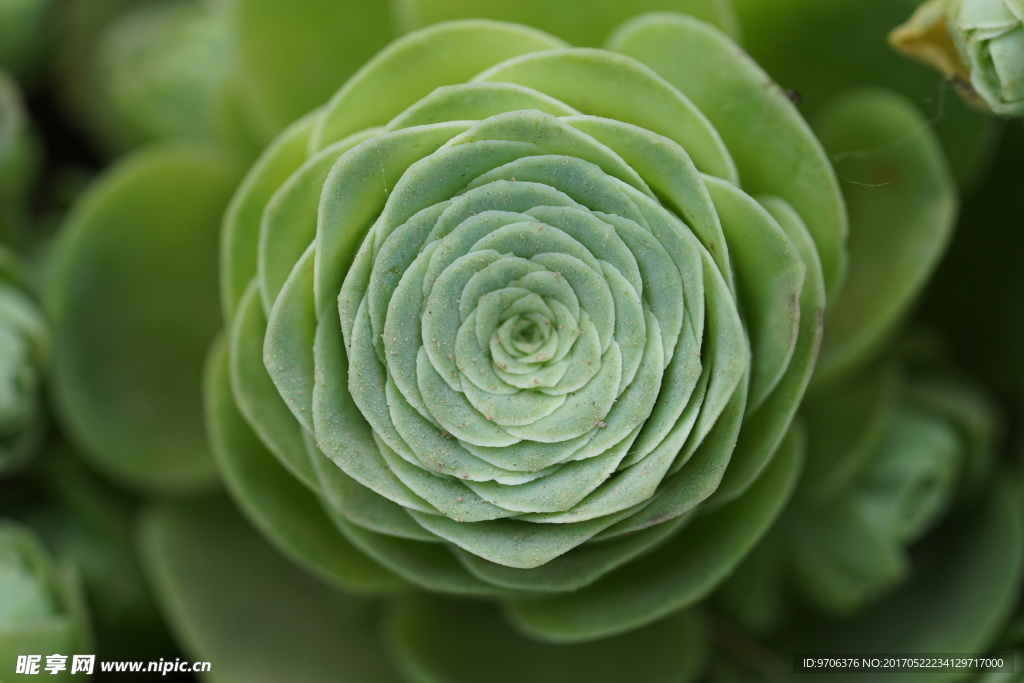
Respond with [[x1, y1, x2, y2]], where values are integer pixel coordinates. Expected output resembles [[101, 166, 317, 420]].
[[892, 0, 1024, 116]]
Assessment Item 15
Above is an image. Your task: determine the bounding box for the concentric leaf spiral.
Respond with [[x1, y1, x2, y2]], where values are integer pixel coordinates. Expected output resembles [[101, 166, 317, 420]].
[[210, 14, 845, 640]]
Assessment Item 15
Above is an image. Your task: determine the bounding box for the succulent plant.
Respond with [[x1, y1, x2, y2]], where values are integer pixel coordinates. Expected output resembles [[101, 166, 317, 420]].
[[0, 522, 90, 682], [204, 12, 850, 647], [719, 349, 1020, 627]]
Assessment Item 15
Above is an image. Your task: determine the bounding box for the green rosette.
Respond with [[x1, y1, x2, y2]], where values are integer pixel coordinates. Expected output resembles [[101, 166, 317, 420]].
[[90, 0, 233, 148], [0, 523, 90, 682], [893, 0, 1024, 117], [0, 246, 47, 477], [9, 443, 176, 661], [204, 13, 845, 651], [708, 457, 1023, 683]]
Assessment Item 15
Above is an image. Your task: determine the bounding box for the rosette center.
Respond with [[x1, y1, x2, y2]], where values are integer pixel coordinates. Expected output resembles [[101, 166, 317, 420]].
[[460, 268, 593, 396]]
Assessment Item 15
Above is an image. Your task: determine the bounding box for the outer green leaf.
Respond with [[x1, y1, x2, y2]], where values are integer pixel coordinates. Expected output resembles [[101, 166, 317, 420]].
[[812, 89, 957, 388], [385, 82, 580, 130], [408, 503, 633, 570], [388, 594, 707, 683], [229, 284, 316, 488], [452, 514, 691, 593], [704, 177, 804, 413], [48, 144, 243, 492], [221, 110, 317, 319], [473, 49, 738, 182], [706, 195, 825, 505], [258, 132, 376, 311], [311, 20, 567, 150], [608, 13, 847, 301], [140, 496, 404, 683], [227, 0, 393, 142], [332, 517, 512, 598], [206, 336, 403, 595]]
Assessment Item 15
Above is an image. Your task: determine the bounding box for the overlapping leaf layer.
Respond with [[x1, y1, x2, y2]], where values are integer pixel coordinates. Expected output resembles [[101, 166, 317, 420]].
[[209, 14, 845, 640]]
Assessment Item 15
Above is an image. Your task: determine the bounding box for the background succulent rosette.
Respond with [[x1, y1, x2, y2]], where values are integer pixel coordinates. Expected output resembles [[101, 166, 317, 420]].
[[0, 246, 48, 477], [205, 11, 847, 649], [712, 346, 1024, 681], [0, 522, 90, 682]]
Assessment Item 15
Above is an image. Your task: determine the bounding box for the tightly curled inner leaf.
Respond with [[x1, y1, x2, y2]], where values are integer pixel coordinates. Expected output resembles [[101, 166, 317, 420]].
[[212, 14, 844, 641]]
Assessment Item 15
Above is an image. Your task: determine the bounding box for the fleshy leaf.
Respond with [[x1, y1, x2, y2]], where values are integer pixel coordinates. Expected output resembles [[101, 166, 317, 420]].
[[140, 497, 404, 683], [388, 594, 707, 683], [507, 424, 803, 641], [812, 89, 957, 388], [227, 0, 393, 142], [48, 144, 243, 492], [609, 13, 847, 300], [312, 20, 567, 150], [206, 337, 402, 595], [781, 480, 1024, 683]]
